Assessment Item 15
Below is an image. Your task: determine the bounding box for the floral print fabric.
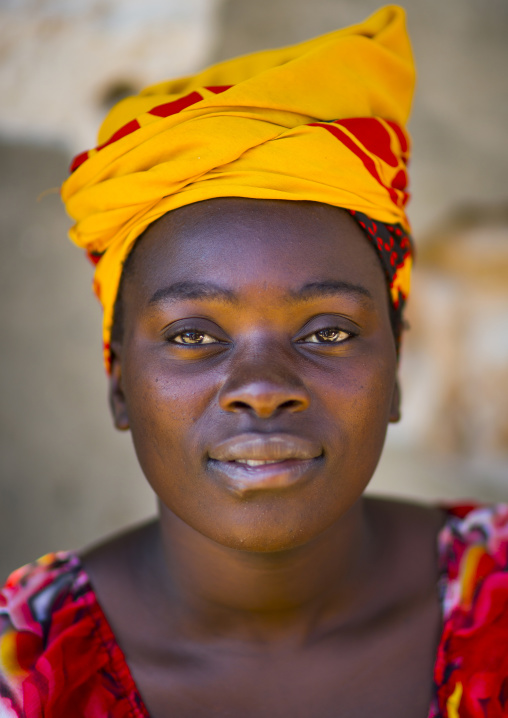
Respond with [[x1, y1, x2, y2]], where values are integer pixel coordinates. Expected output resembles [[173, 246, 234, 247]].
[[0, 554, 148, 718], [431, 504, 508, 717], [1, 505, 508, 717]]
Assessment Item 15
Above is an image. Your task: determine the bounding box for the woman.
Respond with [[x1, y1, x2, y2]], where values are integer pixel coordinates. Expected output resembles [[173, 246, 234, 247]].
[[1, 6, 507, 717]]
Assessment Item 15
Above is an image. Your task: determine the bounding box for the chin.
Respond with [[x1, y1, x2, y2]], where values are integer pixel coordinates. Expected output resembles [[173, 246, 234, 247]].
[[195, 508, 344, 554], [219, 529, 311, 554]]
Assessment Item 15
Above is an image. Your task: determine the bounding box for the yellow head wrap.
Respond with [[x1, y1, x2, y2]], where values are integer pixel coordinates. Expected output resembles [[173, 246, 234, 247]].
[[61, 4, 415, 371]]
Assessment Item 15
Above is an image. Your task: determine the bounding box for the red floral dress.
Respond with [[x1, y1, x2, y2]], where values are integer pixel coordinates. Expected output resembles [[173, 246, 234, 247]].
[[1, 505, 508, 717]]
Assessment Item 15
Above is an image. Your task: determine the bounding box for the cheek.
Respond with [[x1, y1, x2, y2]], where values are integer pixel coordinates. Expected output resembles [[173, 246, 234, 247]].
[[319, 352, 396, 459], [122, 357, 214, 489]]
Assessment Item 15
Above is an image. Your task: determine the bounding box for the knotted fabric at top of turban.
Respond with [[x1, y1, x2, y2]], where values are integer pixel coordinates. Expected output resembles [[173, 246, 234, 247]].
[[61, 4, 415, 371]]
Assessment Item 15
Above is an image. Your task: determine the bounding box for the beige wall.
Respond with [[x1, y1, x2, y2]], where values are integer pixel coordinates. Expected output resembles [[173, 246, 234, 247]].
[[1, 0, 507, 581]]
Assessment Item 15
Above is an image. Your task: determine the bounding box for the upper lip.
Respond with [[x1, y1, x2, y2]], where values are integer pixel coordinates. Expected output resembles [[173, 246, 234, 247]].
[[208, 434, 322, 462]]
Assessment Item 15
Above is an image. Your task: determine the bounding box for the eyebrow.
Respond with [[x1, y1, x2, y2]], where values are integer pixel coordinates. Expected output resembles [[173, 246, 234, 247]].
[[149, 281, 238, 306], [288, 280, 373, 303], [148, 279, 373, 307]]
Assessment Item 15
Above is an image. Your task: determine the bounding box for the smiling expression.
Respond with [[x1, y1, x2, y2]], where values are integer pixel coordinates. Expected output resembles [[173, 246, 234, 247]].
[[110, 199, 400, 552]]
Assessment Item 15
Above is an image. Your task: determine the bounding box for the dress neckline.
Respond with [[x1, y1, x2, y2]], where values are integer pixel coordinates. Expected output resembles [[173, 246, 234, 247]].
[[69, 508, 461, 718]]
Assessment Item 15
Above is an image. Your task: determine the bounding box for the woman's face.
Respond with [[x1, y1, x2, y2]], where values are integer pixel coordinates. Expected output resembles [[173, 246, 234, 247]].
[[112, 199, 399, 552]]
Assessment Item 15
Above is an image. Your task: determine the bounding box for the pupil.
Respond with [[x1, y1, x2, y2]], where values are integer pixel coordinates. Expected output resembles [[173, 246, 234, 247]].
[[183, 331, 204, 343], [319, 329, 338, 341]]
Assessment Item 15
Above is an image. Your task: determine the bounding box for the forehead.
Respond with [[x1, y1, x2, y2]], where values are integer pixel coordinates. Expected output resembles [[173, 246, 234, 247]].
[[126, 198, 387, 300]]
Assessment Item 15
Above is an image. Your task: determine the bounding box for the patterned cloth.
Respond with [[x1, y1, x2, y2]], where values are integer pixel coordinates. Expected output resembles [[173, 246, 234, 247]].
[[2, 505, 507, 717], [60, 5, 415, 372]]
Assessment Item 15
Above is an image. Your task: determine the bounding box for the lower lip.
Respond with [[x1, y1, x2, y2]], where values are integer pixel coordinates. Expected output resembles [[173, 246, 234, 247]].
[[207, 457, 322, 496]]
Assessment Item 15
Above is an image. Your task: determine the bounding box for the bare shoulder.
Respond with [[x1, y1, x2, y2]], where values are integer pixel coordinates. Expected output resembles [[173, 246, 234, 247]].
[[364, 496, 447, 596], [79, 518, 161, 609]]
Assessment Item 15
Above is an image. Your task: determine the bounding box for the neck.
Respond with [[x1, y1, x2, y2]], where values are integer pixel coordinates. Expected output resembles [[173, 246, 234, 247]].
[[152, 498, 376, 644]]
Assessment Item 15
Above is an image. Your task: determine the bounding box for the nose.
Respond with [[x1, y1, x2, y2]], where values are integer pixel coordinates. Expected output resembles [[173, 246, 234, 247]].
[[218, 373, 311, 419]]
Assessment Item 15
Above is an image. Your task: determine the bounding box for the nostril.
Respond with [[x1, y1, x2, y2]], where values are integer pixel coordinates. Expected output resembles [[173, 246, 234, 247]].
[[279, 399, 303, 411], [229, 400, 253, 412]]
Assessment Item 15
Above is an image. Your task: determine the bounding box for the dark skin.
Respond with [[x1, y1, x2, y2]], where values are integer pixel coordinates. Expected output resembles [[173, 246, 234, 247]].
[[83, 198, 445, 717]]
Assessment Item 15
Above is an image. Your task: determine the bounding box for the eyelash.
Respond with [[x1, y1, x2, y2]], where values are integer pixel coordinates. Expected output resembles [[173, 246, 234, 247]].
[[167, 327, 353, 346], [299, 328, 352, 344], [170, 330, 220, 345]]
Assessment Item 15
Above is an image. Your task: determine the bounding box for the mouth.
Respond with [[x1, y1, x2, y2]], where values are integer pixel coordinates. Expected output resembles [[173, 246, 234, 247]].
[[208, 434, 323, 495], [231, 459, 285, 467]]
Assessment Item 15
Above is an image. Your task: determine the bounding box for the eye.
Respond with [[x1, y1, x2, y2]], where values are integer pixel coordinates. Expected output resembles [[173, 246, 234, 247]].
[[171, 330, 218, 345], [301, 327, 352, 344]]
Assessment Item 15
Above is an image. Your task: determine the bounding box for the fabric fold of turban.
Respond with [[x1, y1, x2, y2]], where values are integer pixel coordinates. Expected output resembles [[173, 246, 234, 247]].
[[61, 4, 415, 371]]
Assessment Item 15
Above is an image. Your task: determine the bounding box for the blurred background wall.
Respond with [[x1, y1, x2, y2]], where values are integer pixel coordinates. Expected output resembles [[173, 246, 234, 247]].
[[1, 0, 507, 581]]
